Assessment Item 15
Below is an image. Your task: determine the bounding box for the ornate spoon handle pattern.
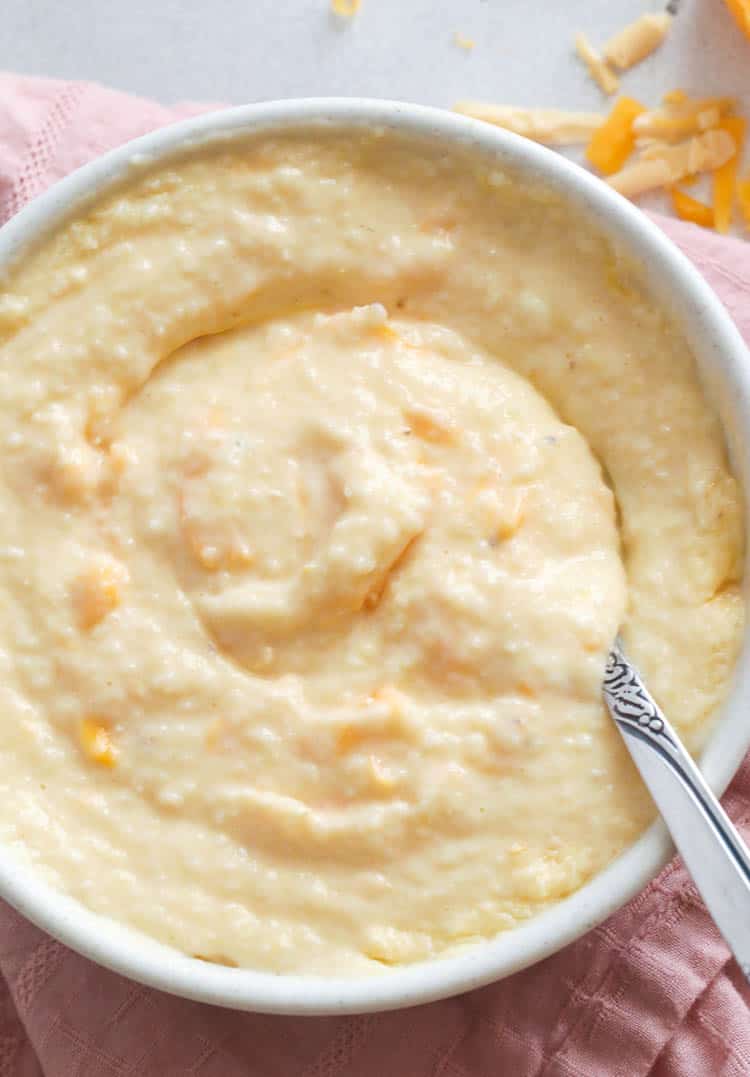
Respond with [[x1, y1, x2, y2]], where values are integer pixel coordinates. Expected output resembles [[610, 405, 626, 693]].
[[604, 639, 750, 981]]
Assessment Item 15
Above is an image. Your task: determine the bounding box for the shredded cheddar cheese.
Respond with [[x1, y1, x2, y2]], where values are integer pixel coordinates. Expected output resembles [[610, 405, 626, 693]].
[[602, 13, 672, 71], [607, 129, 736, 199], [586, 97, 646, 175], [456, 86, 747, 228], [724, 0, 750, 39], [205, 717, 227, 749], [79, 717, 117, 768], [634, 98, 735, 141], [737, 177, 750, 228], [713, 116, 746, 233], [73, 554, 129, 630], [671, 188, 715, 228], [403, 408, 457, 444], [372, 683, 407, 718], [453, 103, 604, 145], [575, 33, 619, 96], [495, 494, 525, 542], [368, 755, 396, 791]]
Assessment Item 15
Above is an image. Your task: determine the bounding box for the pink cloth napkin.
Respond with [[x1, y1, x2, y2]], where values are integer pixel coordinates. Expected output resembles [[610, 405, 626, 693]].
[[1, 71, 750, 1077]]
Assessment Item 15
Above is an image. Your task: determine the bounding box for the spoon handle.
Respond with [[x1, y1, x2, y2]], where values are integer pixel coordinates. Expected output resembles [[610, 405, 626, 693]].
[[603, 640, 750, 981]]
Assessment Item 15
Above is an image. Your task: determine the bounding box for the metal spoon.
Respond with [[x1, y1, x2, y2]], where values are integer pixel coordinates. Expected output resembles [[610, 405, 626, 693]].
[[603, 638, 750, 980]]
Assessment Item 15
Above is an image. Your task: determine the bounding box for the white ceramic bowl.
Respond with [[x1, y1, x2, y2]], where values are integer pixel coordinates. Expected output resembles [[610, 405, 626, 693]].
[[1, 98, 750, 1016]]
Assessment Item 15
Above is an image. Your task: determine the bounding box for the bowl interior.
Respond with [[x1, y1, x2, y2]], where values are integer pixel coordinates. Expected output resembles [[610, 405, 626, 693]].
[[1, 97, 750, 1015]]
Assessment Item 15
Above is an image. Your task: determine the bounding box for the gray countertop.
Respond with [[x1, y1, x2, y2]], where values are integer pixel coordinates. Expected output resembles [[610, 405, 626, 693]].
[[3, 0, 747, 114]]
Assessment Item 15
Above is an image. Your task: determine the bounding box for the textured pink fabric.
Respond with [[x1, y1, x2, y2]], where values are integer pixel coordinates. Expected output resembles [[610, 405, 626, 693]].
[[0, 71, 749, 1076]]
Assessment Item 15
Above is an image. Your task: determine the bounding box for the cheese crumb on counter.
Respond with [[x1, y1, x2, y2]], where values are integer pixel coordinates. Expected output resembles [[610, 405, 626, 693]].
[[331, 0, 360, 15], [454, 32, 475, 51]]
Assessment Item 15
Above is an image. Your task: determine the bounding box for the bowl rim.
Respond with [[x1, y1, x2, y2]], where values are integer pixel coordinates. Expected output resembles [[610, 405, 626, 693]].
[[1, 95, 750, 1015]]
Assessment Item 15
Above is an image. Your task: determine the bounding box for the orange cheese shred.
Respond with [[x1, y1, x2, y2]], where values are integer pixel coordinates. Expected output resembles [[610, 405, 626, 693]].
[[79, 717, 117, 768], [724, 0, 750, 39], [737, 177, 750, 228], [670, 188, 715, 228], [586, 96, 646, 175], [713, 116, 746, 233]]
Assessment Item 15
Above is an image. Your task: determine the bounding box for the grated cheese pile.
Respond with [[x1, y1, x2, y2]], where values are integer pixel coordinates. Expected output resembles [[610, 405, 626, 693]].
[[456, 93, 749, 232], [455, 0, 750, 240], [324, 0, 748, 232]]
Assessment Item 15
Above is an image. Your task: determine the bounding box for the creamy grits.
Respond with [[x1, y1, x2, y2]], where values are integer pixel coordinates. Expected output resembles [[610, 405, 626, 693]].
[[0, 132, 742, 974]]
